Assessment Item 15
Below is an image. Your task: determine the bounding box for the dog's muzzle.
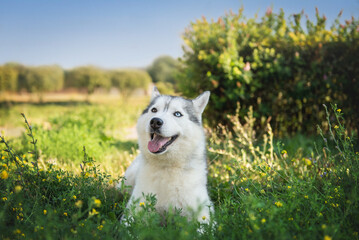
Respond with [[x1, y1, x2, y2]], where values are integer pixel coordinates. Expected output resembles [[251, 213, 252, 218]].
[[148, 117, 178, 154]]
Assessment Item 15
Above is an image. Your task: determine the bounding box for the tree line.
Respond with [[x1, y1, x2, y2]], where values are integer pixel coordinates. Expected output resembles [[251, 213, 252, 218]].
[[0, 56, 180, 99], [0, 63, 155, 98]]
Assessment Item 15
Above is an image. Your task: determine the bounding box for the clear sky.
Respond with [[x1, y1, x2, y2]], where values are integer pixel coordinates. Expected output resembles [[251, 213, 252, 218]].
[[0, 0, 358, 69]]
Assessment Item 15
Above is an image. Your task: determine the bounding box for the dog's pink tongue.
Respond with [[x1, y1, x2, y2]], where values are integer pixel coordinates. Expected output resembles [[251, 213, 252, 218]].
[[148, 135, 170, 153]]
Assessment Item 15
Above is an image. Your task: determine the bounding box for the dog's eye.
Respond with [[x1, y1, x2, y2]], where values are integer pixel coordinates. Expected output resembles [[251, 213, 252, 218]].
[[174, 111, 183, 117], [151, 108, 157, 113]]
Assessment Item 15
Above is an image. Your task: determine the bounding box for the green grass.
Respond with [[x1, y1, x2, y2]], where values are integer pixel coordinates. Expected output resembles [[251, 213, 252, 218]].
[[0, 101, 358, 239], [1, 97, 147, 177]]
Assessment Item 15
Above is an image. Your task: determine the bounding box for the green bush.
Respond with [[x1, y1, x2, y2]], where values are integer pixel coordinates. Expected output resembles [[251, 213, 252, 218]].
[[26, 65, 64, 91], [155, 81, 176, 95], [179, 8, 359, 136], [0, 65, 18, 92], [109, 69, 152, 98], [147, 56, 180, 84], [65, 66, 110, 94]]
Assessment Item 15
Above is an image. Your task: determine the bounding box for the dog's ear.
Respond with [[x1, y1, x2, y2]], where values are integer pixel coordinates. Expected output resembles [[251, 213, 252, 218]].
[[192, 91, 210, 115], [151, 86, 161, 100]]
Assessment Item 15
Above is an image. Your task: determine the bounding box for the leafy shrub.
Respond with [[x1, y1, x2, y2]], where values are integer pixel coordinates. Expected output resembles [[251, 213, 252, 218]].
[[147, 56, 180, 84], [0, 65, 18, 92], [179, 8, 359, 136], [155, 81, 176, 95], [25, 65, 64, 96], [65, 66, 111, 94], [109, 69, 152, 98]]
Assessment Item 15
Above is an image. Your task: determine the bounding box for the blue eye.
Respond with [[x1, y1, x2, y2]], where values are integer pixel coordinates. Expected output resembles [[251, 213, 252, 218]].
[[174, 111, 183, 117]]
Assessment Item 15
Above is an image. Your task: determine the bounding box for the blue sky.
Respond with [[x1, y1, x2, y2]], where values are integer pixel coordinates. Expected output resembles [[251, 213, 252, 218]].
[[0, 0, 358, 69]]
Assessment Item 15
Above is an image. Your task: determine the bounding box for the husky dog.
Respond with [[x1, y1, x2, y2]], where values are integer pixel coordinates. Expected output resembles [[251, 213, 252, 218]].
[[121, 87, 213, 223]]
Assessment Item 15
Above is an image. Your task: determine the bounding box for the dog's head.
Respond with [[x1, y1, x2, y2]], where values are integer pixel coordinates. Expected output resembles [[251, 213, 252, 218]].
[[137, 87, 210, 159]]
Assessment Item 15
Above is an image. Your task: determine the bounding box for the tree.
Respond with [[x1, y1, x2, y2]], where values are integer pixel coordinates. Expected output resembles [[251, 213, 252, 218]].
[[24, 65, 64, 101], [110, 69, 151, 98], [0, 65, 18, 92], [65, 66, 110, 95], [147, 56, 180, 84]]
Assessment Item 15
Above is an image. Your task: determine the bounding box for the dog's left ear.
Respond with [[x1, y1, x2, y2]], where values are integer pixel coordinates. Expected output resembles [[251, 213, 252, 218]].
[[151, 86, 161, 100], [192, 91, 210, 114]]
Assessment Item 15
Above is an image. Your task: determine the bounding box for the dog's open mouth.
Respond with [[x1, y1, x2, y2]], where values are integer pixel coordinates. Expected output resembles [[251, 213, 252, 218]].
[[148, 133, 178, 154]]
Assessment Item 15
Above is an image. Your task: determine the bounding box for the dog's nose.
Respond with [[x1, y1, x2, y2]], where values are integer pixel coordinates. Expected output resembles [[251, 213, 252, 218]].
[[150, 118, 163, 130]]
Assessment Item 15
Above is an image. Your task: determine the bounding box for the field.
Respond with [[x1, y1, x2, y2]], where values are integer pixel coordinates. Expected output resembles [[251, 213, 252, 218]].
[[0, 94, 358, 240]]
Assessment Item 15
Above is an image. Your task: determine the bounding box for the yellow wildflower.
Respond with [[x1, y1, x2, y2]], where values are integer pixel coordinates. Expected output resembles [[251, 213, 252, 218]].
[[93, 198, 101, 207], [2, 197, 7, 201], [75, 200, 83, 208], [337, 109, 341, 113], [334, 125, 339, 129], [304, 195, 308, 199], [304, 158, 312, 166], [97, 225, 103, 230], [287, 186, 292, 189], [89, 208, 99, 216], [43, 210, 47, 215], [1, 170, 9, 179], [261, 218, 266, 223], [15, 185, 22, 193], [64, 212, 68, 217], [288, 217, 294, 221], [324, 235, 332, 240], [275, 201, 283, 207], [139, 202, 145, 207], [73, 195, 77, 200]]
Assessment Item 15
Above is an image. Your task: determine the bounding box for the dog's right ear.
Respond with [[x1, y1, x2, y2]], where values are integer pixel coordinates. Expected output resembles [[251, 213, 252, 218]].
[[192, 91, 210, 115], [151, 86, 161, 100]]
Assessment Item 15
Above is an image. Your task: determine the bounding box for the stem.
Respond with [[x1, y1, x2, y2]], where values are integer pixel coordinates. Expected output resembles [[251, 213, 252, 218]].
[[21, 113, 39, 173]]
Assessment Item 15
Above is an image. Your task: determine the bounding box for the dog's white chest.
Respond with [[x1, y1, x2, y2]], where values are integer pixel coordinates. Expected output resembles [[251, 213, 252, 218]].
[[134, 163, 204, 211]]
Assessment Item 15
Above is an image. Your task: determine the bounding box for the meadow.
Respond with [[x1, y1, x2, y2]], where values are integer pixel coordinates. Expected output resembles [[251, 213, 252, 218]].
[[0, 94, 358, 240]]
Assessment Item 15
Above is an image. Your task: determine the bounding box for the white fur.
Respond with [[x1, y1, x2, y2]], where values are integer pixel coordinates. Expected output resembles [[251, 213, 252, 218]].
[[121, 88, 213, 223]]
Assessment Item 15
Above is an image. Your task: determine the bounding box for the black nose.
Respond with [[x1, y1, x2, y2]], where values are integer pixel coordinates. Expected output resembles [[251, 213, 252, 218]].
[[150, 118, 163, 130]]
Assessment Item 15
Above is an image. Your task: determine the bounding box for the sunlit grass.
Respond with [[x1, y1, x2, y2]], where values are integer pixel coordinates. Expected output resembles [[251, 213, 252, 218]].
[[0, 100, 358, 239]]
